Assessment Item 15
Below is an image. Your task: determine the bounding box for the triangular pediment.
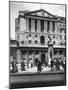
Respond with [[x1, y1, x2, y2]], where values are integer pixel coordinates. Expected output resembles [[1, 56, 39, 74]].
[[25, 9, 57, 19]]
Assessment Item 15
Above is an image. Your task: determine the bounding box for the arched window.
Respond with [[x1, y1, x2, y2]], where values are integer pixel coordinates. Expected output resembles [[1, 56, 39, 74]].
[[40, 35, 45, 44]]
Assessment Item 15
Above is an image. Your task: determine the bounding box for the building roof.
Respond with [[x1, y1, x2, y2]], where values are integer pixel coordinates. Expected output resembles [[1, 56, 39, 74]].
[[19, 9, 65, 22], [24, 9, 57, 18], [19, 9, 58, 21]]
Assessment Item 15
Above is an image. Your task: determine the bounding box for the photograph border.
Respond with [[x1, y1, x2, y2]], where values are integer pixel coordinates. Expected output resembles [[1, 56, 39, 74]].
[[9, 1, 66, 89]]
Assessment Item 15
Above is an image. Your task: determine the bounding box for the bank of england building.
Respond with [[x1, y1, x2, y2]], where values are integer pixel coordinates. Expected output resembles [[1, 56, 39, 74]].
[[10, 9, 66, 67]]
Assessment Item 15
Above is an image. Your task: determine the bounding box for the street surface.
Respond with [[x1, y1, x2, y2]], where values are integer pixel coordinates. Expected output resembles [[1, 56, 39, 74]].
[[9, 70, 66, 89]]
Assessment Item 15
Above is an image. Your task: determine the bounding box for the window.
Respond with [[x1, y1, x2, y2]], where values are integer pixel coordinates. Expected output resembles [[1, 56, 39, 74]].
[[35, 50, 39, 54], [60, 35, 62, 39], [35, 58, 38, 65], [60, 28, 62, 33], [29, 18, 31, 31], [35, 40, 37, 44], [53, 41, 55, 45], [22, 50, 26, 54], [41, 20, 44, 32], [53, 36, 55, 38], [64, 36, 66, 40], [35, 34, 37, 37], [48, 35, 51, 41], [60, 42, 62, 45], [35, 19, 37, 32], [53, 21, 55, 32], [29, 50, 33, 54], [29, 34, 31, 37], [29, 40, 31, 44], [47, 21, 50, 32], [21, 41, 24, 44], [40, 36, 45, 44], [26, 35, 28, 38]]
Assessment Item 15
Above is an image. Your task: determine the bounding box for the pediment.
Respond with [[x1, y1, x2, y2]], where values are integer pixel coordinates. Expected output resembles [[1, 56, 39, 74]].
[[25, 9, 57, 19]]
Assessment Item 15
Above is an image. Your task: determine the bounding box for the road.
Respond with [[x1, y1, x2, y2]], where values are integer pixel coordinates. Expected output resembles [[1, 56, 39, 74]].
[[9, 71, 66, 89]]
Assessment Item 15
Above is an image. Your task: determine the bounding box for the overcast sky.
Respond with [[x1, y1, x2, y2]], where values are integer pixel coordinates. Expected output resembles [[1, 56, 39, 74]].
[[10, 2, 65, 39]]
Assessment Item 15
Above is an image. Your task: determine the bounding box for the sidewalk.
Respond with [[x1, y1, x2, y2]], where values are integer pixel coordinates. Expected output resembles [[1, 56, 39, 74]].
[[18, 66, 51, 73], [10, 65, 64, 74]]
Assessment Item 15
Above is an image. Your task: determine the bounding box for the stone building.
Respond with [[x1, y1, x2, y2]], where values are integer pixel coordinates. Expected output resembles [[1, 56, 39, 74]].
[[12, 9, 66, 67], [10, 39, 17, 60]]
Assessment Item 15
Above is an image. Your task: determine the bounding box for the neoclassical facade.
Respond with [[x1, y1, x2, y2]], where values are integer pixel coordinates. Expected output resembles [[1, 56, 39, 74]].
[[14, 9, 66, 66]]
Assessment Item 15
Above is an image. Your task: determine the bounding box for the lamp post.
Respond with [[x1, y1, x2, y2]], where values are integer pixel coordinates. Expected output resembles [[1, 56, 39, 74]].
[[48, 43, 54, 65]]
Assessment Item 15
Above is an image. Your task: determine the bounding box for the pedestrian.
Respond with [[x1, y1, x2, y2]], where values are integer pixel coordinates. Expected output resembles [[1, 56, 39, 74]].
[[37, 61, 42, 72], [12, 59, 15, 73], [56, 58, 60, 71], [53, 58, 57, 71], [61, 60, 65, 70], [21, 61, 25, 71], [14, 58, 18, 72], [10, 56, 13, 73], [11, 57, 18, 73], [50, 58, 54, 71]]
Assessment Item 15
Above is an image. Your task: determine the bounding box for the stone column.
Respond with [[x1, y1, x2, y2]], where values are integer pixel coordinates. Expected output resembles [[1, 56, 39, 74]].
[[33, 50, 35, 66], [48, 48, 51, 65], [26, 50, 29, 68], [26, 18, 29, 31], [37, 20, 40, 32], [50, 21, 53, 33], [53, 21, 55, 33], [46, 53, 48, 64], [52, 47, 54, 57], [55, 22, 58, 33], [31, 19, 35, 32], [44, 20, 47, 33], [39, 50, 41, 62], [17, 49, 21, 64]]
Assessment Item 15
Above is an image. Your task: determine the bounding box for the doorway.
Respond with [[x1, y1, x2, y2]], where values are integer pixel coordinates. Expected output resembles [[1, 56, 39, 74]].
[[40, 35, 45, 44], [41, 53, 45, 64]]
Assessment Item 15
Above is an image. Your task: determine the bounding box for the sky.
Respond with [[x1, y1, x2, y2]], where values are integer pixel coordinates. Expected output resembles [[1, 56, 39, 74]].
[[10, 1, 65, 39]]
